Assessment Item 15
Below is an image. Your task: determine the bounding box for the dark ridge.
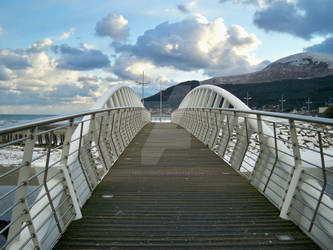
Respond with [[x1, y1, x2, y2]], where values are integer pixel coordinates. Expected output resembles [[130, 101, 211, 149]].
[[144, 80, 199, 111], [144, 76, 333, 112]]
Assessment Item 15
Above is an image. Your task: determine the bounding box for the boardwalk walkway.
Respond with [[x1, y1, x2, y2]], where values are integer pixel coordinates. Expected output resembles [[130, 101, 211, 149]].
[[56, 123, 318, 249]]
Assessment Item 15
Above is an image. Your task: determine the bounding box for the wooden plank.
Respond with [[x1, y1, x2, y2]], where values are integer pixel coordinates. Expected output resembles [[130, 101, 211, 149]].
[[55, 123, 318, 249]]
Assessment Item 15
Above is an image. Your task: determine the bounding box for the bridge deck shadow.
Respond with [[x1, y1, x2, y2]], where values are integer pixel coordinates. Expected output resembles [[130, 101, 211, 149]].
[[56, 123, 318, 249]]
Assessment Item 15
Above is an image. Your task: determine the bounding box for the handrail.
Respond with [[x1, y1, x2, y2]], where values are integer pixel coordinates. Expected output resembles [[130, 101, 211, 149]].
[[0, 106, 137, 136], [172, 84, 333, 249], [183, 107, 333, 126], [0, 84, 151, 249]]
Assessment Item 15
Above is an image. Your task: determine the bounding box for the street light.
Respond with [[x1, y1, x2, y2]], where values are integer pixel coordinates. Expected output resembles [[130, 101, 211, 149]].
[[153, 79, 164, 122], [244, 92, 252, 107], [159, 80, 163, 122], [306, 97, 312, 113], [279, 95, 286, 112], [136, 71, 149, 106]]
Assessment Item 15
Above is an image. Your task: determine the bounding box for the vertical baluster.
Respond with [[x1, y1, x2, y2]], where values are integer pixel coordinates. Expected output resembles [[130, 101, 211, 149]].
[[7, 127, 40, 249], [280, 119, 303, 219]]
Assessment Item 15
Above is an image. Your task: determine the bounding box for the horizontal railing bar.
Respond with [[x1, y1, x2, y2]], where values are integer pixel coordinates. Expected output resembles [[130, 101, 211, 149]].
[[0, 107, 144, 135], [0, 137, 29, 148], [179, 107, 333, 126]]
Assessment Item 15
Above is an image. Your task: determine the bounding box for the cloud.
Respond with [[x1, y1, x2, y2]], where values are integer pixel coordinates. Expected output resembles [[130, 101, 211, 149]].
[[0, 89, 46, 106], [0, 66, 13, 81], [253, 0, 333, 40], [219, 0, 274, 8], [0, 25, 3, 35], [95, 13, 129, 41], [112, 53, 155, 81], [113, 15, 261, 76], [52, 44, 110, 70], [0, 49, 31, 70], [27, 38, 53, 53], [47, 82, 98, 99], [305, 37, 333, 54], [0, 38, 118, 113], [58, 28, 76, 40], [177, 1, 197, 14]]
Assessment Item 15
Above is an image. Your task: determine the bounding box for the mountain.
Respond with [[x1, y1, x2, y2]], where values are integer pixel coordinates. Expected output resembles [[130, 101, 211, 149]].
[[144, 52, 333, 113], [144, 80, 200, 112], [201, 52, 333, 85]]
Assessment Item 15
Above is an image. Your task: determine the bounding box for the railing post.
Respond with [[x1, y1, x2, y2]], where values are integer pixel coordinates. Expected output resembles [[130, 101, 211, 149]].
[[106, 111, 118, 161], [7, 127, 40, 249], [60, 118, 82, 219], [250, 114, 264, 182], [43, 132, 63, 234], [96, 115, 109, 171], [280, 119, 303, 220], [230, 115, 250, 172], [77, 121, 93, 192]]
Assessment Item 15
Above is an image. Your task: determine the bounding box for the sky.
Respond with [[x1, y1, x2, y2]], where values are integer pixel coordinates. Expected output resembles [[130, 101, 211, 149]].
[[0, 0, 332, 114]]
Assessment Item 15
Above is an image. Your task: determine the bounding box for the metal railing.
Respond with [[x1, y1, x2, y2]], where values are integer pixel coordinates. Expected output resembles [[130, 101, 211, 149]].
[[0, 85, 150, 249], [172, 84, 333, 249]]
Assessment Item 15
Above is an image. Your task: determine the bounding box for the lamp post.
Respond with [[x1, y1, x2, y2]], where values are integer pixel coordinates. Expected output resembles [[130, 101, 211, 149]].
[[136, 71, 149, 106], [279, 95, 286, 112], [244, 92, 252, 107], [306, 97, 312, 113], [159, 80, 163, 122]]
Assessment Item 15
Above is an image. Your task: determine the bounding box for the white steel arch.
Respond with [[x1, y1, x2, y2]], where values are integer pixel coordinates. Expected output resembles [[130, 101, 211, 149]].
[[173, 85, 333, 249], [179, 84, 250, 110], [5, 84, 150, 250], [68, 84, 145, 216]]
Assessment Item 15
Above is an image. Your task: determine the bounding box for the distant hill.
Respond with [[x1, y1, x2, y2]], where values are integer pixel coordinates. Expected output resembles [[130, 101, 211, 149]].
[[201, 52, 333, 85], [144, 76, 333, 112], [144, 80, 199, 112], [144, 52, 333, 113]]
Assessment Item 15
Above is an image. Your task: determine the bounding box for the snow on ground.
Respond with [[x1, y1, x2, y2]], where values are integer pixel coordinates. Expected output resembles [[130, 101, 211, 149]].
[[1, 118, 332, 173], [0, 145, 62, 168], [214, 116, 333, 174]]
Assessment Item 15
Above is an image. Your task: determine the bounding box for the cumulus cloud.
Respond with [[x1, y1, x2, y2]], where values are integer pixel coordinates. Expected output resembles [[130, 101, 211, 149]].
[[52, 44, 110, 70], [95, 13, 129, 41], [47, 82, 98, 99], [221, 0, 333, 53], [305, 37, 333, 54], [253, 0, 333, 40], [27, 38, 53, 53], [0, 66, 13, 81], [112, 53, 155, 81], [58, 28, 75, 40], [0, 39, 110, 111], [177, 1, 197, 14], [0, 49, 31, 70], [0, 88, 46, 106], [113, 15, 261, 76]]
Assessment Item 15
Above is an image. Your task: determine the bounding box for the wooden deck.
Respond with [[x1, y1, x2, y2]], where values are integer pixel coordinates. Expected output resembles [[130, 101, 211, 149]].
[[56, 123, 318, 249]]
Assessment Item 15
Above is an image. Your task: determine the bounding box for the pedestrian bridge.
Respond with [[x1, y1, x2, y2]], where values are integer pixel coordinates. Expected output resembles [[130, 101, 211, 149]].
[[0, 84, 332, 249]]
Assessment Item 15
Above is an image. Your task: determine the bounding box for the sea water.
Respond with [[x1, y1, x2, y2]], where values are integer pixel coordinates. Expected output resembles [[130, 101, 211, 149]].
[[0, 114, 55, 128]]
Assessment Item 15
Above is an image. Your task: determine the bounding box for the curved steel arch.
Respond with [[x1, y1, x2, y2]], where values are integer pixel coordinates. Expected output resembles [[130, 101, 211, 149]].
[[67, 84, 147, 218], [179, 84, 250, 110], [91, 83, 143, 109], [173, 85, 333, 248]]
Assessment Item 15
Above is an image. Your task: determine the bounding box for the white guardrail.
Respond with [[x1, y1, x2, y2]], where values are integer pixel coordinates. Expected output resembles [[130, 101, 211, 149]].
[[0, 84, 150, 249], [172, 85, 333, 249]]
